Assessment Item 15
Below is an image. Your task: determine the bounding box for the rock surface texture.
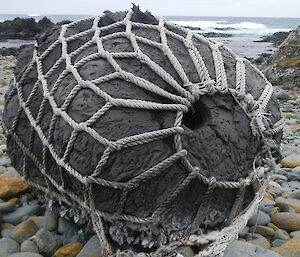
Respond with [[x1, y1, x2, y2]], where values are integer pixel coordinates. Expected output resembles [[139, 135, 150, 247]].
[[264, 26, 300, 89], [3, 6, 282, 250]]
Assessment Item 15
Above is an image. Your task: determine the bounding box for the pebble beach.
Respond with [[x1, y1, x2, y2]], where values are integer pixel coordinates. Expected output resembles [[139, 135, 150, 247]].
[[0, 47, 300, 257]]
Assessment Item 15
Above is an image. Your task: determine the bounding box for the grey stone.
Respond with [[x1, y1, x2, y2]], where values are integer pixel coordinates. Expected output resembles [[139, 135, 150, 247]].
[[259, 198, 276, 214], [273, 230, 290, 241], [287, 167, 300, 181], [268, 187, 283, 198], [223, 241, 283, 257], [248, 210, 271, 226], [239, 226, 249, 238], [20, 194, 33, 205], [288, 181, 300, 190], [0, 238, 20, 257], [290, 231, 300, 238], [33, 228, 62, 256], [245, 233, 264, 241], [0, 202, 16, 213], [271, 239, 286, 248], [77, 235, 104, 257], [62, 230, 80, 245], [2, 205, 42, 225], [175, 246, 194, 257], [45, 207, 58, 231], [20, 240, 39, 253], [27, 216, 46, 229], [280, 145, 300, 158], [57, 217, 77, 235], [7, 253, 43, 257], [1, 228, 14, 238]]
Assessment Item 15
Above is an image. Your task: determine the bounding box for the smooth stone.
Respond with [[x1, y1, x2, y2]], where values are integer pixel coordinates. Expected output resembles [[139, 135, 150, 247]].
[[272, 236, 300, 257], [57, 217, 77, 235], [249, 226, 275, 236], [272, 239, 286, 248], [1, 228, 14, 238], [245, 233, 264, 241], [7, 253, 43, 257], [0, 173, 29, 198], [248, 237, 271, 249], [290, 231, 300, 238], [274, 174, 288, 182], [281, 145, 300, 158], [248, 210, 271, 226], [10, 219, 39, 243], [20, 241, 39, 253], [0, 238, 20, 257], [275, 198, 300, 213], [281, 154, 300, 168], [239, 226, 250, 238], [260, 198, 276, 214], [223, 240, 283, 257], [53, 242, 83, 257], [273, 230, 290, 241], [288, 167, 300, 181], [2, 205, 42, 225], [0, 202, 15, 213], [62, 230, 80, 245], [272, 212, 300, 231], [76, 235, 104, 257], [33, 228, 62, 256], [269, 187, 284, 198], [20, 194, 33, 205], [45, 207, 58, 231], [288, 181, 300, 190], [27, 216, 46, 229], [289, 191, 300, 200]]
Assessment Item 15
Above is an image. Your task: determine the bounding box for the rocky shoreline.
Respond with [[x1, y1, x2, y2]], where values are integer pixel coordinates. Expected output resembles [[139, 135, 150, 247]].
[[0, 25, 299, 257]]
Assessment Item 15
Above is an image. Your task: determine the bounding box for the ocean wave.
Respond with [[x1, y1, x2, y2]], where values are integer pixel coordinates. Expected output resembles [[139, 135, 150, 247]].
[[27, 14, 41, 17], [170, 20, 266, 30]]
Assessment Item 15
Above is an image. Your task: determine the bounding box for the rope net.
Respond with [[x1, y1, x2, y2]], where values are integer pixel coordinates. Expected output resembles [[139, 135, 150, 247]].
[[4, 7, 284, 257]]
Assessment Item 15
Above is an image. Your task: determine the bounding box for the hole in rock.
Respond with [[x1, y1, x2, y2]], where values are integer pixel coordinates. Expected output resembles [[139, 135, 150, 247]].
[[183, 100, 209, 130]]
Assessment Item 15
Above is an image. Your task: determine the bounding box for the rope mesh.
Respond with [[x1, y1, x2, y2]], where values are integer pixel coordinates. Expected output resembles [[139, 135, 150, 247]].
[[4, 9, 285, 257]]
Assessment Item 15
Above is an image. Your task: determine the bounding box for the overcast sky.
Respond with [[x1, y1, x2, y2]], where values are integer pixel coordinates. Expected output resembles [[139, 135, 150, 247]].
[[2, 0, 300, 17]]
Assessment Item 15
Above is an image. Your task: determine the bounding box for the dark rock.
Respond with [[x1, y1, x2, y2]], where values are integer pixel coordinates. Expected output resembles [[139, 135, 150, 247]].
[[0, 202, 16, 213], [271, 239, 286, 248], [3, 6, 282, 249], [0, 17, 54, 40], [256, 31, 290, 47], [33, 228, 62, 256], [0, 238, 20, 257], [263, 26, 300, 89], [201, 32, 232, 37], [2, 205, 42, 225], [0, 47, 19, 57]]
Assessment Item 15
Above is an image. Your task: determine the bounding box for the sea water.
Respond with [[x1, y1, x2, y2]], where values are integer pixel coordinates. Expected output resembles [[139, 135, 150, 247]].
[[1, 14, 300, 58]]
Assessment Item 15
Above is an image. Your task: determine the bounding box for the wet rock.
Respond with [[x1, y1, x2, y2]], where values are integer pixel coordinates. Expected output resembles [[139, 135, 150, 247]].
[[10, 219, 39, 243], [276, 197, 300, 213], [20, 240, 39, 253], [249, 226, 275, 236], [272, 236, 300, 257], [248, 210, 271, 226], [281, 154, 300, 168], [271, 239, 286, 248], [76, 235, 104, 257], [0, 173, 29, 198], [33, 228, 62, 256], [54, 242, 83, 257], [0, 202, 15, 213], [248, 237, 271, 249], [272, 212, 300, 231], [273, 229, 290, 241], [2, 205, 42, 225], [223, 240, 283, 257], [0, 238, 20, 257]]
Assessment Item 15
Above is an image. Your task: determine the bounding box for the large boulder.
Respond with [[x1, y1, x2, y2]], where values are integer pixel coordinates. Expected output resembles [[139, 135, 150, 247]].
[[263, 26, 300, 89], [3, 6, 282, 249]]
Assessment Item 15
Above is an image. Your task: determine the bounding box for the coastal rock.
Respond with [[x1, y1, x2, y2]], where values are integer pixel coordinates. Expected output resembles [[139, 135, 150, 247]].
[[53, 242, 83, 257], [275, 197, 300, 213], [7, 253, 43, 257], [76, 235, 103, 257], [248, 238, 271, 249], [272, 236, 300, 257], [258, 31, 290, 47], [249, 226, 275, 236], [2, 205, 42, 225], [0, 238, 20, 257], [223, 241, 283, 257], [271, 212, 300, 231], [281, 154, 300, 168], [33, 228, 62, 256], [0, 173, 29, 198], [0, 202, 16, 213], [20, 240, 39, 253], [248, 210, 271, 226], [263, 26, 300, 89], [290, 231, 300, 238], [10, 219, 39, 243]]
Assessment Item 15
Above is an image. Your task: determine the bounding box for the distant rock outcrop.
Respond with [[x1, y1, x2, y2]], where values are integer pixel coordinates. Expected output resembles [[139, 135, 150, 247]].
[[0, 17, 54, 40], [263, 26, 300, 89]]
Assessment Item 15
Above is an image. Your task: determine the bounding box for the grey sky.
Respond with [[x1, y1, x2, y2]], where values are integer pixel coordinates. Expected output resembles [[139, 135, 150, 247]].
[[2, 0, 300, 17]]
